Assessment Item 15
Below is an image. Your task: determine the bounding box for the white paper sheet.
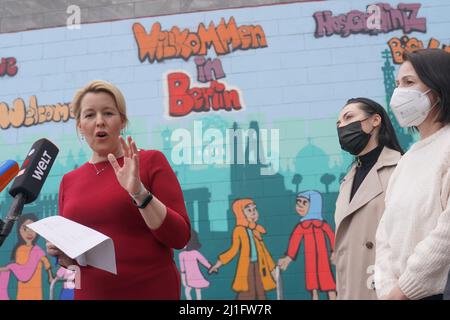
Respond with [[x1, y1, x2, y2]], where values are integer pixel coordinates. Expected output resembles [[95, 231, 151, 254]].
[[27, 215, 117, 275]]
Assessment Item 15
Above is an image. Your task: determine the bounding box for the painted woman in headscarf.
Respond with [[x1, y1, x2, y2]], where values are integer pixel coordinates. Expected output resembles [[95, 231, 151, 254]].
[[209, 199, 276, 300], [277, 190, 336, 300]]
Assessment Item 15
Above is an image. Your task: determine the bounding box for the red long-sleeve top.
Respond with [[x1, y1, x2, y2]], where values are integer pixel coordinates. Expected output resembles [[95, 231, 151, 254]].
[[58, 150, 190, 299]]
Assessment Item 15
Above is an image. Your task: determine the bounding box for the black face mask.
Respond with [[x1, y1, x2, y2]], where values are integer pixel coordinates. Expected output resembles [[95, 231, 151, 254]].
[[337, 120, 372, 155]]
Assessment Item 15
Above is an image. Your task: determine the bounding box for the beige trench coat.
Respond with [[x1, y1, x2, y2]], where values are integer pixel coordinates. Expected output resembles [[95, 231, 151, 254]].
[[334, 147, 401, 300]]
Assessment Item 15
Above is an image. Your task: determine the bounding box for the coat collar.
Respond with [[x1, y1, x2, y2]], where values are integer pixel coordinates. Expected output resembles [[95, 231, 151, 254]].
[[335, 147, 401, 228]]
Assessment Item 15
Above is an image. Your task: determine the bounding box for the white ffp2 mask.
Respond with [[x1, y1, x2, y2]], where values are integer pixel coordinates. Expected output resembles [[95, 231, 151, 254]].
[[389, 87, 433, 127]]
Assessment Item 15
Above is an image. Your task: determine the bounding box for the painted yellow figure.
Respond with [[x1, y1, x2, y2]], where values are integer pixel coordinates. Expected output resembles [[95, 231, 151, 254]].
[[209, 199, 276, 300]]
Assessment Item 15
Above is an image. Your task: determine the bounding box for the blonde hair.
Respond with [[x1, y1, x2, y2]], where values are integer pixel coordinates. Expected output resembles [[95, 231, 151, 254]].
[[72, 80, 129, 127]]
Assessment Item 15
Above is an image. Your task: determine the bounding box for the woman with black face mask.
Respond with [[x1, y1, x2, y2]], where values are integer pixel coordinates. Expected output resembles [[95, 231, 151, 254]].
[[333, 97, 403, 300]]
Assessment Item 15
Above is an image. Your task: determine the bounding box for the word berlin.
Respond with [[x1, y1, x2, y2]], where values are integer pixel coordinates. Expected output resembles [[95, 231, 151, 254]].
[[133, 17, 267, 63]]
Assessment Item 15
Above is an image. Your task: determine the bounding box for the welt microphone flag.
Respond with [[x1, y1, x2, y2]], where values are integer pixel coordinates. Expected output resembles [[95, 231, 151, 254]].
[[8, 138, 59, 203], [0, 139, 59, 247], [0, 160, 19, 193]]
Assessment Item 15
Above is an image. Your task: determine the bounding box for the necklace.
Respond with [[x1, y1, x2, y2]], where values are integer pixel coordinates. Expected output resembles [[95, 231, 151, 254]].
[[356, 156, 362, 168], [90, 162, 109, 175]]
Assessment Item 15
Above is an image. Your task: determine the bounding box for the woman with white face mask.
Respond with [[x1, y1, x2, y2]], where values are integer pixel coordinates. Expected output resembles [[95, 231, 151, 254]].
[[375, 49, 450, 300]]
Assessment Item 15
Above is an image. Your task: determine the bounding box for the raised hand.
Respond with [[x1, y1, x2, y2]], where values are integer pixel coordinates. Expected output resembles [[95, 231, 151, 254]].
[[108, 136, 142, 195]]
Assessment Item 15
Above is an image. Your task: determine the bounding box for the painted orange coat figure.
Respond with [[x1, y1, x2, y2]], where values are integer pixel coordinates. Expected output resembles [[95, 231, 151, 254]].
[[209, 199, 276, 300], [278, 190, 336, 300]]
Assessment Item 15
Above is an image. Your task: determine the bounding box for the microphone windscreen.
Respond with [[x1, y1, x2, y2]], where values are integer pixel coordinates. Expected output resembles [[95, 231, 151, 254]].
[[0, 160, 19, 193], [9, 139, 59, 203]]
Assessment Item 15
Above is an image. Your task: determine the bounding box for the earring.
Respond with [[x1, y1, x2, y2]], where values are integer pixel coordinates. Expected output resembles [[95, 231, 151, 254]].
[[80, 134, 85, 141]]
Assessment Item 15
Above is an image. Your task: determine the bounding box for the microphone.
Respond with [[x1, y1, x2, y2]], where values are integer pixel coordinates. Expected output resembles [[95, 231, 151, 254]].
[[0, 160, 19, 193], [0, 139, 59, 246]]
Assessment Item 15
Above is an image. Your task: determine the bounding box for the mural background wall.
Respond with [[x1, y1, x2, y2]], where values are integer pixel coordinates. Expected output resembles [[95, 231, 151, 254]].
[[0, 0, 449, 300]]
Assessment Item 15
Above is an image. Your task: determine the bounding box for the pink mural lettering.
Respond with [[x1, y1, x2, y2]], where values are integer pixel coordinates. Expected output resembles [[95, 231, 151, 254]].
[[0, 57, 18, 77], [314, 3, 426, 38]]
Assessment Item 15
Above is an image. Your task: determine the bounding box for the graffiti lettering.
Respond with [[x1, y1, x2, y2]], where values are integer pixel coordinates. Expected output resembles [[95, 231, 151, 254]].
[[314, 3, 426, 38], [0, 96, 73, 130], [133, 17, 267, 63], [194, 56, 225, 83], [167, 72, 242, 117], [0, 57, 18, 77], [388, 36, 450, 64]]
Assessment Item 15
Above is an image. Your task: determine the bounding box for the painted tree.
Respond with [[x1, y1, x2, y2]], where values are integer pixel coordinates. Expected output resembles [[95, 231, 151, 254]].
[[292, 174, 303, 193], [320, 173, 336, 193]]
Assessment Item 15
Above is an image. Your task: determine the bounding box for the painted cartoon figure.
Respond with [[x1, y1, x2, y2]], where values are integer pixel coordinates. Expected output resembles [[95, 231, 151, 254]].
[[278, 191, 336, 300], [0, 213, 54, 300], [209, 199, 276, 300], [178, 229, 211, 300], [55, 266, 76, 300]]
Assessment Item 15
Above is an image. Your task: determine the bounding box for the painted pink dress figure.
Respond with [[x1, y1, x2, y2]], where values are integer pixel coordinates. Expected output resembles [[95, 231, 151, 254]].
[[178, 230, 211, 300]]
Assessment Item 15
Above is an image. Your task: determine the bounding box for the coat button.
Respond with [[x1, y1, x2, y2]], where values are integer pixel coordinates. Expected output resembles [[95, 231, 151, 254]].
[[365, 241, 374, 249]]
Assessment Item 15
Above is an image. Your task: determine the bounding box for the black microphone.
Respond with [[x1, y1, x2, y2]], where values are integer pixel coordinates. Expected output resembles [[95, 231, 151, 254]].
[[0, 138, 59, 246]]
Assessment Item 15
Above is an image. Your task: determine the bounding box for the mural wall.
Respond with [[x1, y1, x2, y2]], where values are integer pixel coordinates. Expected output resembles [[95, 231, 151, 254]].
[[0, 0, 449, 300]]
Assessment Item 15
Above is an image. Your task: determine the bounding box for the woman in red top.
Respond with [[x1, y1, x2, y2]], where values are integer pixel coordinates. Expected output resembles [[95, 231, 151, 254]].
[[46, 80, 191, 299]]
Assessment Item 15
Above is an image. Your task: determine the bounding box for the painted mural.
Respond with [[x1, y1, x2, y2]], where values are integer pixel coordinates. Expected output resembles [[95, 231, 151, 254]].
[[0, 213, 54, 300], [0, 0, 449, 299], [179, 229, 212, 300], [0, 57, 17, 77]]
